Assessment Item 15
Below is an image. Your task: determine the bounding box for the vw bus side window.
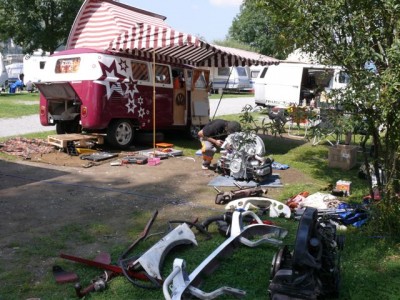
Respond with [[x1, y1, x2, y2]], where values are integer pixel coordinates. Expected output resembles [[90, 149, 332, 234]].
[[194, 71, 207, 88], [155, 64, 171, 84], [131, 61, 149, 81], [55, 58, 80, 73]]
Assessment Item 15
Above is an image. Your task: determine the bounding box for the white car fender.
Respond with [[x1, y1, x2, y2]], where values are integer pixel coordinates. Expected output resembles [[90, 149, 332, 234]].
[[225, 197, 291, 218]]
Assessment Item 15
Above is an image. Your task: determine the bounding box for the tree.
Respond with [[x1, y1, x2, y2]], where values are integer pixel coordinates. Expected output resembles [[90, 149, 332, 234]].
[[212, 38, 257, 52], [252, 0, 400, 236], [228, 1, 289, 59], [0, 0, 83, 54]]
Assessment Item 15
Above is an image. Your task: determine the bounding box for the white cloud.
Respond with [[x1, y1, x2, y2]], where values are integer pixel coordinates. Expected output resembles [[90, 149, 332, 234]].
[[209, 0, 242, 7]]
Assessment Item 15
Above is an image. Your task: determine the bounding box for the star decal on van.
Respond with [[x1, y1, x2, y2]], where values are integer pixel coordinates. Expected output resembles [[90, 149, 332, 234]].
[[138, 107, 145, 118], [125, 97, 137, 114], [96, 60, 126, 99], [124, 76, 138, 98], [119, 59, 128, 72]]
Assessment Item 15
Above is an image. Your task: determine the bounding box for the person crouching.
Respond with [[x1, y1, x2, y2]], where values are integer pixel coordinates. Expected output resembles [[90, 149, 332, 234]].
[[198, 119, 241, 170]]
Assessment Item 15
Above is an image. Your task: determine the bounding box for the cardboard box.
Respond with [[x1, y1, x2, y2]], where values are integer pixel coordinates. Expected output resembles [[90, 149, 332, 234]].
[[328, 145, 358, 170], [336, 180, 351, 195]]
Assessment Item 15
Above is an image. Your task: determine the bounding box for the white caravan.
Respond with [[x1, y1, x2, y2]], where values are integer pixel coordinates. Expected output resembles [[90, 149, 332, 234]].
[[0, 54, 9, 88], [23, 55, 49, 84], [209, 66, 251, 93], [254, 62, 349, 108], [5, 62, 23, 80]]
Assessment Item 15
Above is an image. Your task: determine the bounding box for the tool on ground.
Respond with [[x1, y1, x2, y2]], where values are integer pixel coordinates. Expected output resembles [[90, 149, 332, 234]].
[[214, 182, 267, 204], [73, 253, 113, 298], [52, 265, 79, 284]]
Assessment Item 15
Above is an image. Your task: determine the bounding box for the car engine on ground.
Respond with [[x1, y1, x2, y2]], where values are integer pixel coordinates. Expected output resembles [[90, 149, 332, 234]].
[[216, 132, 273, 182], [268, 206, 345, 299]]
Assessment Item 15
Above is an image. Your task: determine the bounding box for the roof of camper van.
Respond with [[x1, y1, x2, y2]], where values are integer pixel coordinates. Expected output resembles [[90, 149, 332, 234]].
[[66, 0, 278, 67]]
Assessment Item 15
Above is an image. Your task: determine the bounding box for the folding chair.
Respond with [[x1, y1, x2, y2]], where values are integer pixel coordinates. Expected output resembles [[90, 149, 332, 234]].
[[287, 106, 313, 138], [310, 108, 339, 146]]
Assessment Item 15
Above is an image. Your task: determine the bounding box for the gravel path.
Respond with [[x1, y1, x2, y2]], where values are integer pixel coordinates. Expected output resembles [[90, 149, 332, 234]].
[[0, 97, 256, 138]]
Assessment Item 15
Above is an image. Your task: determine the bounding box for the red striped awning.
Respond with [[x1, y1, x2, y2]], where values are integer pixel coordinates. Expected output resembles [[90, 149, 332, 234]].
[[67, 0, 278, 67]]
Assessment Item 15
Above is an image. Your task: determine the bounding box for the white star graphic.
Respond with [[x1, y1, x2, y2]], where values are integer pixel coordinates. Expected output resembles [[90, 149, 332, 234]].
[[95, 61, 126, 100], [138, 96, 143, 105], [125, 98, 137, 114], [124, 80, 139, 99], [138, 107, 145, 118]]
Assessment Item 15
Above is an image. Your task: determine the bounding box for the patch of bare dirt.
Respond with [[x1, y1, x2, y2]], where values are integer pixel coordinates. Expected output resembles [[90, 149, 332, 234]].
[[0, 136, 316, 294]]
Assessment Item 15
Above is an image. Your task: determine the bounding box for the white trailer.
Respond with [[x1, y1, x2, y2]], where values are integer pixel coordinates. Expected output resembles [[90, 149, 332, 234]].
[[254, 62, 349, 108]]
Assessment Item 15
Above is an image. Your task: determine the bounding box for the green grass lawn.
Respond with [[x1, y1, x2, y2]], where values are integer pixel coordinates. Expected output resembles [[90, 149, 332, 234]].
[[209, 92, 254, 99], [1, 109, 399, 299], [0, 92, 40, 118]]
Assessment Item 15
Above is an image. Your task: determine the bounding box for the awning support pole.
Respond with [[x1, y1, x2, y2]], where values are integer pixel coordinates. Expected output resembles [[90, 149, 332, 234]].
[[153, 50, 156, 154]]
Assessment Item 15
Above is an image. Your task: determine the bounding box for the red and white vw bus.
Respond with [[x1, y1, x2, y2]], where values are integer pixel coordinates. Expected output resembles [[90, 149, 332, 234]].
[[36, 48, 211, 149]]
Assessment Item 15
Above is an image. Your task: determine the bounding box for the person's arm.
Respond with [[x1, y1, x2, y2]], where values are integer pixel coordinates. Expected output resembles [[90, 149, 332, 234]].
[[198, 130, 223, 146]]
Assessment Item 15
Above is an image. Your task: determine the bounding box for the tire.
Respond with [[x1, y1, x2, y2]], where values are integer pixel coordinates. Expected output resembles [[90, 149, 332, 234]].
[[56, 119, 82, 134], [106, 119, 134, 149], [188, 124, 201, 140]]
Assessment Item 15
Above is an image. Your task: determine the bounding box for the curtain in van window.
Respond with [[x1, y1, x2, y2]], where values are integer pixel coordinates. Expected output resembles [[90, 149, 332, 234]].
[[131, 62, 149, 81], [155, 65, 171, 84]]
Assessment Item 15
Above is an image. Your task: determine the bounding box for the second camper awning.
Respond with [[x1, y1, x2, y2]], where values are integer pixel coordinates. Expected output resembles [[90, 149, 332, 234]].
[[67, 0, 278, 67]]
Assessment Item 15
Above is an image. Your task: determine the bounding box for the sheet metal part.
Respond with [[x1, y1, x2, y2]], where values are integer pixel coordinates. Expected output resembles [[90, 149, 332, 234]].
[[132, 222, 198, 280], [163, 210, 288, 300], [225, 197, 291, 218]]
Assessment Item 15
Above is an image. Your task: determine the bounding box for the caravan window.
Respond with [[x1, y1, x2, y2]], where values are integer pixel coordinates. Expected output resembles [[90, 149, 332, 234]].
[[236, 67, 247, 77], [218, 67, 230, 76], [251, 70, 260, 79], [55, 58, 80, 73], [131, 61, 149, 81], [155, 64, 171, 84]]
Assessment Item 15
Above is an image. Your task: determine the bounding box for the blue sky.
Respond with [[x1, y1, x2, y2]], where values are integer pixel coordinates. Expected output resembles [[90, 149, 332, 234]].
[[120, 0, 242, 42]]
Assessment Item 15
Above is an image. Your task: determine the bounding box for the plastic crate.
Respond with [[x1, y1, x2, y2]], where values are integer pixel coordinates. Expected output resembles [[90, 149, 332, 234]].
[[148, 157, 161, 166]]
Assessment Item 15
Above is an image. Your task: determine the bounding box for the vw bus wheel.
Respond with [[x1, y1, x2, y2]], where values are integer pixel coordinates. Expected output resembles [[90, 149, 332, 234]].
[[188, 124, 201, 140], [107, 119, 134, 149]]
